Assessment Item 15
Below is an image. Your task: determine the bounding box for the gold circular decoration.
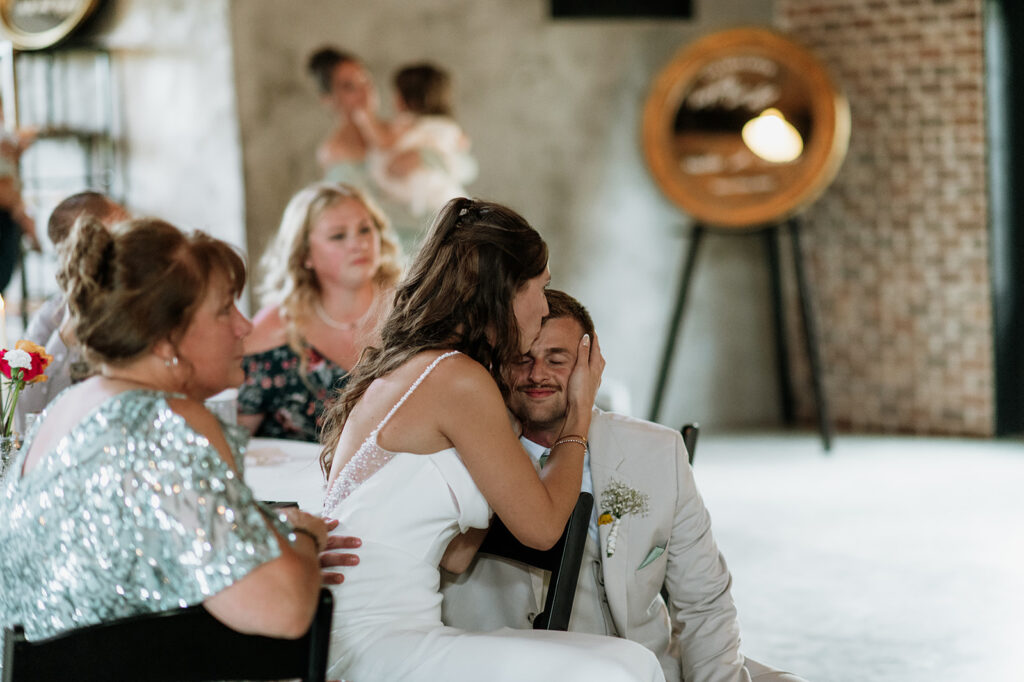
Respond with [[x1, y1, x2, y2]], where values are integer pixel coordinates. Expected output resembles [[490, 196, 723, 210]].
[[0, 0, 101, 50], [642, 27, 850, 229]]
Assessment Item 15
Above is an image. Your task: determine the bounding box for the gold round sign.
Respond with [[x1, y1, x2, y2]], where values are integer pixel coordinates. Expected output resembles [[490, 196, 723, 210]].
[[642, 27, 850, 229], [0, 0, 101, 50]]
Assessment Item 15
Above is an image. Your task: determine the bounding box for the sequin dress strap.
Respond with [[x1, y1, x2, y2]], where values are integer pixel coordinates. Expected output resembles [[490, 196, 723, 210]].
[[322, 351, 460, 515]]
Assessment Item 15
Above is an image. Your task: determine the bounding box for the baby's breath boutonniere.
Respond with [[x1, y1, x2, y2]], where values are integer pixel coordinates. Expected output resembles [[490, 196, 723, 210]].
[[598, 480, 649, 557]]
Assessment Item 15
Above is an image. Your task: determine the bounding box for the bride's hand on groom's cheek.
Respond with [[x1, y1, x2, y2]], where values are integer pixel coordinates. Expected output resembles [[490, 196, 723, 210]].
[[320, 519, 362, 585]]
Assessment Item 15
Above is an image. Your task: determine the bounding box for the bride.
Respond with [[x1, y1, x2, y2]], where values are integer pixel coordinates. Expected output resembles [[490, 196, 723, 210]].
[[319, 198, 664, 681]]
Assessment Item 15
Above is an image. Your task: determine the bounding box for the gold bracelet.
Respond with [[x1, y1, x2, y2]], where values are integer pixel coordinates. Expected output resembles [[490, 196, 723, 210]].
[[553, 436, 588, 450], [555, 433, 587, 444], [291, 527, 324, 553]]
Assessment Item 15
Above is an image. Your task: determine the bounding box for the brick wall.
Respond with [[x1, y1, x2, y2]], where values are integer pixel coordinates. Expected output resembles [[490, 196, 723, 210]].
[[775, 0, 992, 434]]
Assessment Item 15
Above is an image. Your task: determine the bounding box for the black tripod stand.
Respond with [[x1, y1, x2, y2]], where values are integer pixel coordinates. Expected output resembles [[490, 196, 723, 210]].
[[648, 217, 833, 451]]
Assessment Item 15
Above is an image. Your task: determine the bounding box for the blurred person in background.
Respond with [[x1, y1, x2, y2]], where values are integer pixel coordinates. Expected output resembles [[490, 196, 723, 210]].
[[354, 62, 477, 246], [14, 191, 129, 431]]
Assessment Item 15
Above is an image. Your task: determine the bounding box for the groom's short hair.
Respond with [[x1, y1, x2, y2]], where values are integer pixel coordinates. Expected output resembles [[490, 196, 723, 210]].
[[544, 290, 595, 339]]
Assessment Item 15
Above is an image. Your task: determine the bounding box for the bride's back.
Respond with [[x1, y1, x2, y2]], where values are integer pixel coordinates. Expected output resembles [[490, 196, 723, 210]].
[[326, 350, 462, 482]]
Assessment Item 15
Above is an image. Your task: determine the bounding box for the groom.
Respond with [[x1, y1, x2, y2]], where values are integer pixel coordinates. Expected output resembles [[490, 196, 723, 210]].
[[441, 290, 807, 682]]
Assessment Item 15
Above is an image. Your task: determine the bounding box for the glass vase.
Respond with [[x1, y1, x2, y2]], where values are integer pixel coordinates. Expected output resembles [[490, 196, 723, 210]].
[[0, 433, 20, 481]]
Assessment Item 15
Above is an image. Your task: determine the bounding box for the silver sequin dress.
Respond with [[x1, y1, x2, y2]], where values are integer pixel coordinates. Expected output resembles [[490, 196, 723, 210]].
[[0, 389, 292, 666]]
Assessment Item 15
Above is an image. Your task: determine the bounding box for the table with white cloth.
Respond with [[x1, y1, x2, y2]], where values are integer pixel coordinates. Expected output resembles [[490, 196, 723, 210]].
[[244, 437, 326, 513]]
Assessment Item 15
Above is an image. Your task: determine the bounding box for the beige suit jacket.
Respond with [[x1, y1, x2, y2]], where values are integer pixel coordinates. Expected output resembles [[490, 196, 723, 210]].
[[441, 409, 749, 682]]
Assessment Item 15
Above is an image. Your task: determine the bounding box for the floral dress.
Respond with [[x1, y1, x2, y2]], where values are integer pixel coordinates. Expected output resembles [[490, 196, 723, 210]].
[[238, 342, 349, 442]]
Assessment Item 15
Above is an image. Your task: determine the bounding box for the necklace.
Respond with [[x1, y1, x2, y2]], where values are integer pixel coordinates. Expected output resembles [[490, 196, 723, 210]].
[[315, 298, 375, 331]]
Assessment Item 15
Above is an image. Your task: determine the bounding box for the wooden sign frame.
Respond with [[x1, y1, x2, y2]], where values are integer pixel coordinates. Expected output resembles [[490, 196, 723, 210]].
[[0, 0, 101, 50], [642, 27, 850, 229]]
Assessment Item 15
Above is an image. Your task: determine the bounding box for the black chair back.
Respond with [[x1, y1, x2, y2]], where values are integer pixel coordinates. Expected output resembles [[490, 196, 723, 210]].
[[660, 424, 700, 605], [2, 588, 333, 682], [681, 422, 699, 465], [477, 491, 594, 631]]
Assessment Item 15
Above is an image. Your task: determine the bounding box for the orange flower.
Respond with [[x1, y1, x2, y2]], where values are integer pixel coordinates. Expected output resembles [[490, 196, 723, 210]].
[[14, 339, 52, 383]]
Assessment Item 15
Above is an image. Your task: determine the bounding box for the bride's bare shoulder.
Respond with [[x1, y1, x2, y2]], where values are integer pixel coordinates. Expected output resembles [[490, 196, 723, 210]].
[[424, 350, 491, 383], [367, 351, 494, 401], [418, 352, 503, 409]]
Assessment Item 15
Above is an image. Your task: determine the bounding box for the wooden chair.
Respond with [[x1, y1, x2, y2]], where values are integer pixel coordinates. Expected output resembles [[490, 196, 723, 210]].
[[477, 491, 594, 631], [2, 588, 333, 682], [681, 422, 699, 466]]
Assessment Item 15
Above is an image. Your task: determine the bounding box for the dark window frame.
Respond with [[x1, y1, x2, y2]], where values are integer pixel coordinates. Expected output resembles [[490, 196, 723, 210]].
[[986, 0, 1024, 435]]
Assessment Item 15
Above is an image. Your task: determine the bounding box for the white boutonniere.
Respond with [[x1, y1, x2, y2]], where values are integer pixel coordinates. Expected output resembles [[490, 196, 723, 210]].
[[598, 480, 649, 557]]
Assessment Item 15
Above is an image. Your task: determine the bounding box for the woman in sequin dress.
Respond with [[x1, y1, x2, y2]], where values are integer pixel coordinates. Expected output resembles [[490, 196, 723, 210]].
[[317, 198, 665, 681], [0, 217, 330, 663], [239, 182, 402, 442]]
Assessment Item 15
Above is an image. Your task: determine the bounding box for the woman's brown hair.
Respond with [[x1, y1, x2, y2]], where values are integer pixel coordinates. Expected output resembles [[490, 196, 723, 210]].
[[58, 216, 246, 367], [319, 197, 548, 475], [307, 47, 361, 95]]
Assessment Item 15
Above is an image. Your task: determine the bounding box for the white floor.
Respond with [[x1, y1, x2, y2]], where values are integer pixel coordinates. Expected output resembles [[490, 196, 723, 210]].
[[692, 431, 1024, 682]]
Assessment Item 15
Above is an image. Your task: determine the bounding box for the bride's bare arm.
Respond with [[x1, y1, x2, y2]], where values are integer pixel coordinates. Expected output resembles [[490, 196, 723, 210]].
[[439, 336, 603, 550]]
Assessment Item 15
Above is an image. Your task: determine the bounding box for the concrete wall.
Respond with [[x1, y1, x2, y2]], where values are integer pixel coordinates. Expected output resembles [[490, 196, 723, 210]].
[[230, 0, 780, 430], [93, 0, 246, 251]]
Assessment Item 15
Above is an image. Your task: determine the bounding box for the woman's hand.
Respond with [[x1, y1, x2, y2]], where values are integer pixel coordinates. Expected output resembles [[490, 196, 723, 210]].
[[565, 333, 604, 419], [280, 507, 329, 552], [320, 519, 361, 585]]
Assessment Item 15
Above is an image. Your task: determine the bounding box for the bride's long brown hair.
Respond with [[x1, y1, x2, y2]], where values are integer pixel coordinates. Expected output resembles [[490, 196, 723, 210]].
[[319, 197, 548, 476]]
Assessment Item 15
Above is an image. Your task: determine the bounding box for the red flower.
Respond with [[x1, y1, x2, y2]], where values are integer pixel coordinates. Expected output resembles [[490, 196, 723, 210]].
[[1, 339, 53, 437], [16, 339, 52, 383], [1, 340, 52, 382]]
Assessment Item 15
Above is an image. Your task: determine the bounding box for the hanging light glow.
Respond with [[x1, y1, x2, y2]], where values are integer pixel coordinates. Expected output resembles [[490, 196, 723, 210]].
[[741, 108, 804, 163], [0, 293, 6, 348]]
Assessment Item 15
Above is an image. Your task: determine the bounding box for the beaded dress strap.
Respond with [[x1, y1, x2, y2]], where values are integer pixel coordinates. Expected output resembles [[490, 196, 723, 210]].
[[372, 350, 460, 437], [320, 350, 460, 515]]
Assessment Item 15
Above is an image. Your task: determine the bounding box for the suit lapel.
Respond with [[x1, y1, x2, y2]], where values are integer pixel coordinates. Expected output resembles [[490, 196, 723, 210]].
[[588, 410, 630, 637]]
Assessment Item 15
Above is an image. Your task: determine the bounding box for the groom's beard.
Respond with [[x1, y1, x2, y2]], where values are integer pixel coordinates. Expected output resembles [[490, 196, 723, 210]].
[[510, 382, 568, 437]]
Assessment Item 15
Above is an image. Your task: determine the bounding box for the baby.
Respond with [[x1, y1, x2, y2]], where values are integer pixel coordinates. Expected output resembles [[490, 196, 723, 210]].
[[355, 63, 477, 218]]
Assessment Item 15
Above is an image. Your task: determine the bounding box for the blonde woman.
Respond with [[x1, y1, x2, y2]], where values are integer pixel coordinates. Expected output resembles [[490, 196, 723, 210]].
[[238, 182, 402, 442]]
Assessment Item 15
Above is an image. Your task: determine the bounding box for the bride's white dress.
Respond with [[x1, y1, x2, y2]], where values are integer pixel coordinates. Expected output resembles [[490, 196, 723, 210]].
[[322, 351, 664, 681]]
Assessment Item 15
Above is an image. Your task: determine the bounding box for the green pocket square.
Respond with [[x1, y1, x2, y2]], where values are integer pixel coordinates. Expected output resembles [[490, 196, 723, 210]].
[[637, 544, 666, 570]]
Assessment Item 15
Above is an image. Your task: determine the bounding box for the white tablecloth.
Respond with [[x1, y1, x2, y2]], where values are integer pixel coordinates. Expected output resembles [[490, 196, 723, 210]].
[[244, 437, 326, 513]]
